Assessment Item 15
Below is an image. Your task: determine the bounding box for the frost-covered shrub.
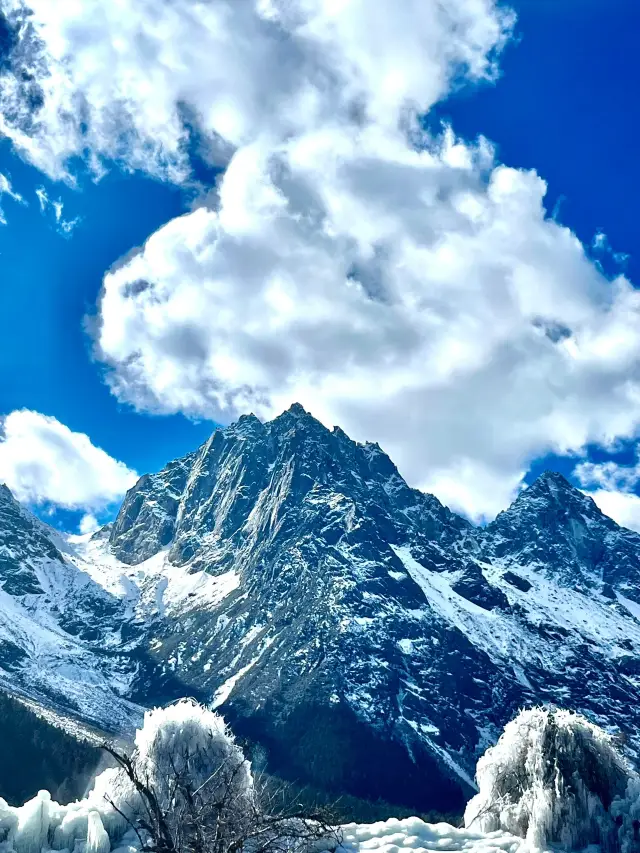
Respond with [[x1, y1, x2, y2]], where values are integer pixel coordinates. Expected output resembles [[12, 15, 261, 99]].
[[131, 698, 254, 813], [109, 698, 256, 853], [464, 707, 631, 851], [103, 700, 337, 853]]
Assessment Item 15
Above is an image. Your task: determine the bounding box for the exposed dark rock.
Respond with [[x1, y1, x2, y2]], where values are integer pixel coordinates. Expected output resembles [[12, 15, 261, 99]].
[[502, 571, 532, 592]]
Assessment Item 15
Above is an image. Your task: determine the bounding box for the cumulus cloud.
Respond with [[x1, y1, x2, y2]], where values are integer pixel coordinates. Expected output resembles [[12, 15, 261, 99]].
[[0, 0, 512, 181], [0, 410, 138, 510], [6, 0, 640, 520], [94, 129, 640, 520]]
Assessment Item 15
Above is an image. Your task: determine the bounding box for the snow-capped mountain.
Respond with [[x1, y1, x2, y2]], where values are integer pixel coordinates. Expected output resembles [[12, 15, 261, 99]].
[[3, 406, 640, 813]]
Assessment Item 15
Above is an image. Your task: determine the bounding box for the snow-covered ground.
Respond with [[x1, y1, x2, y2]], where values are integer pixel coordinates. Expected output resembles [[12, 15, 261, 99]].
[[0, 803, 524, 853], [340, 819, 522, 853]]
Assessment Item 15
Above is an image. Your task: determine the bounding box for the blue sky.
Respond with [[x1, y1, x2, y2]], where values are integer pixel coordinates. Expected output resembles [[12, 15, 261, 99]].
[[0, 0, 639, 531]]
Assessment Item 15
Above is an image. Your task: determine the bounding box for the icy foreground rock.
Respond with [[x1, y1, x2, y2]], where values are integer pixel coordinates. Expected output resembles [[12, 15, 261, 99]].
[[4, 407, 640, 809]]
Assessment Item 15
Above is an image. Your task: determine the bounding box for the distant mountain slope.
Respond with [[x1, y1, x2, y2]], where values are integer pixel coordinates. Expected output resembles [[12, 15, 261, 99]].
[[0, 690, 102, 805], [3, 406, 640, 812]]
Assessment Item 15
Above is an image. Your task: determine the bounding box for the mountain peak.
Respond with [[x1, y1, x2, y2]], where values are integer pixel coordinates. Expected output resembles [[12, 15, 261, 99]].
[[224, 411, 265, 439], [286, 402, 308, 417], [527, 470, 578, 495], [481, 467, 640, 590], [490, 469, 600, 533], [269, 403, 329, 438], [0, 483, 15, 503]]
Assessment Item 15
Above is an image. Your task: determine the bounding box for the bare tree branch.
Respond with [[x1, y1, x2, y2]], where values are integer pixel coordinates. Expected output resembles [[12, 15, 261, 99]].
[[100, 739, 341, 853]]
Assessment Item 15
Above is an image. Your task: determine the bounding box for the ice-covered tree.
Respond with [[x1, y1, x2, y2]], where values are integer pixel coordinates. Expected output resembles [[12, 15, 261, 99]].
[[464, 707, 631, 850], [100, 699, 338, 853]]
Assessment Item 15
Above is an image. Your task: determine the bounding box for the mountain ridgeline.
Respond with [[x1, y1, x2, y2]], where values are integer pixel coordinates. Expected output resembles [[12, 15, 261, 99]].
[[2, 404, 640, 814]]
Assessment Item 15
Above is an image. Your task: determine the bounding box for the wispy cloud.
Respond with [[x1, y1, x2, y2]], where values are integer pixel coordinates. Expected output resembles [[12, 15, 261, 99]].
[[591, 228, 629, 266], [0, 172, 25, 225], [35, 185, 80, 237]]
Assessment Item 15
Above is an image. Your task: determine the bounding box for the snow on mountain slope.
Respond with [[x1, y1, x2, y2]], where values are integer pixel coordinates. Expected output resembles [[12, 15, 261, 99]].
[[4, 407, 640, 814], [0, 485, 143, 731], [0, 478, 245, 737], [483, 471, 640, 598], [68, 532, 240, 621], [394, 544, 640, 675]]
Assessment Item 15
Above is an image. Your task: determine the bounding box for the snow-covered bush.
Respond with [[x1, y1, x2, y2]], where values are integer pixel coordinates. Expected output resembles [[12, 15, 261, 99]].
[[103, 698, 257, 853], [130, 698, 254, 815], [464, 707, 631, 850]]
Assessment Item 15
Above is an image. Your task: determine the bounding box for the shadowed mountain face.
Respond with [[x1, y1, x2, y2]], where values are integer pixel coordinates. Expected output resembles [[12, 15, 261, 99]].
[[3, 406, 640, 813]]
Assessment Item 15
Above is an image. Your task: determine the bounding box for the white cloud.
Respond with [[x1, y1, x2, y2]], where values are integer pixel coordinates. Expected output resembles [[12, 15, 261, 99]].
[[592, 231, 607, 252], [591, 229, 629, 267], [575, 455, 640, 532], [0, 171, 24, 224], [0, 410, 138, 510], [584, 490, 640, 533], [35, 186, 80, 236], [0, 0, 512, 181], [78, 513, 100, 534], [575, 456, 640, 493], [7, 0, 640, 521]]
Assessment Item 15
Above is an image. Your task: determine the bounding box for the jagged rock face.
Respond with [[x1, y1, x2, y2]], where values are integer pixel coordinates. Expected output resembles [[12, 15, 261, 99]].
[[109, 452, 197, 564], [109, 406, 498, 809], [482, 471, 640, 598], [112, 406, 471, 569], [5, 407, 640, 815], [0, 484, 62, 596]]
